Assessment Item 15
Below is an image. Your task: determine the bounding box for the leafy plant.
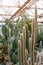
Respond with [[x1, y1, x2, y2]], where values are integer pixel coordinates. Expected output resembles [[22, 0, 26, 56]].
[[35, 27, 43, 50], [0, 17, 31, 64], [11, 52, 18, 64], [37, 28, 43, 43]]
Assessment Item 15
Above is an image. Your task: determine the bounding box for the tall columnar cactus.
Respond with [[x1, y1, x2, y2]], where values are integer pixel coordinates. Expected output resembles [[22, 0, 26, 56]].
[[18, 25, 28, 65], [20, 33, 24, 65], [23, 26, 26, 62], [18, 40, 22, 65], [29, 37, 32, 65], [23, 26, 26, 41], [29, 6, 38, 64], [23, 26, 28, 65], [31, 5, 38, 64], [35, 4, 38, 42], [29, 19, 35, 65], [31, 19, 35, 65]]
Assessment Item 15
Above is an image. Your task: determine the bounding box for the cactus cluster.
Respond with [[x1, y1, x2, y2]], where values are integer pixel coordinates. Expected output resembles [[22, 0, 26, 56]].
[[18, 4, 38, 65], [29, 5, 38, 65], [18, 26, 28, 65]]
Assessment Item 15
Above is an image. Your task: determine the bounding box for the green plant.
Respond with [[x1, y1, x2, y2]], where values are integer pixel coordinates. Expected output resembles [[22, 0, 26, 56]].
[[11, 52, 18, 64], [0, 17, 31, 64], [37, 28, 43, 44]]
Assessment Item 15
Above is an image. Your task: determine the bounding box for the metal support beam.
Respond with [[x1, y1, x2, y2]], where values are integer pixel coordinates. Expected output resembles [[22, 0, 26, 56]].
[[9, 0, 39, 20], [17, 0, 38, 16], [0, 5, 20, 8], [9, 0, 30, 20], [0, 14, 12, 16], [26, 7, 43, 10]]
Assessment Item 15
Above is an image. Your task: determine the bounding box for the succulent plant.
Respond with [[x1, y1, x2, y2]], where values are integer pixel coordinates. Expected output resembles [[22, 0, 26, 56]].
[[11, 52, 18, 64]]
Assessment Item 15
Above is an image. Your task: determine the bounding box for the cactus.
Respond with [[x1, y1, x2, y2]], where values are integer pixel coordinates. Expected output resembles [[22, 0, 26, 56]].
[[18, 40, 22, 65], [23, 26, 27, 65], [29, 37, 32, 65], [20, 33, 25, 65], [23, 26, 26, 41], [26, 24, 30, 52], [28, 5, 38, 65], [23, 26, 29, 65], [29, 5, 38, 65], [31, 19, 35, 65], [18, 26, 28, 65], [29, 19, 36, 65], [35, 4, 38, 42]]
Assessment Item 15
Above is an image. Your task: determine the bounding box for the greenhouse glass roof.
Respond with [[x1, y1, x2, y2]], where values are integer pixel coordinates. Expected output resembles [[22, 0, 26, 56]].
[[0, 0, 43, 22]]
